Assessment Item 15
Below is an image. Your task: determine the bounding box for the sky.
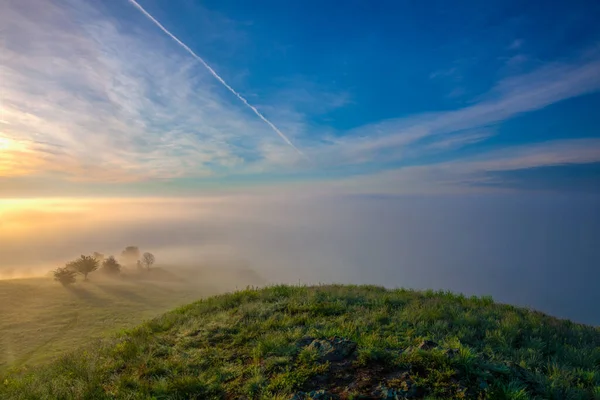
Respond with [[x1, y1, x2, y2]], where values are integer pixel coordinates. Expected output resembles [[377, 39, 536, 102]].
[[1, 1, 600, 325], [1, 0, 600, 196]]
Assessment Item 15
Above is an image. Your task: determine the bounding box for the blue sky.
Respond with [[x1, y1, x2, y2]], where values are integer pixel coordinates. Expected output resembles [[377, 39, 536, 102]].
[[1, 0, 600, 196]]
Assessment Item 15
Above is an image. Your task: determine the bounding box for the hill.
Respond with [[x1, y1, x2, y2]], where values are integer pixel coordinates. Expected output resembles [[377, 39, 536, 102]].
[[2, 285, 599, 399], [0, 266, 263, 371]]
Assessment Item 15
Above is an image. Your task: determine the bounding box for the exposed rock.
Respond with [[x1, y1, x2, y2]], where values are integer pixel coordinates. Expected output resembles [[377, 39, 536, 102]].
[[478, 379, 489, 390], [444, 348, 459, 357], [306, 337, 357, 362], [376, 371, 421, 399], [418, 340, 438, 350], [290, 390, 339, 400], [373, 385, 419, 399], [297, 336, 316, 348]]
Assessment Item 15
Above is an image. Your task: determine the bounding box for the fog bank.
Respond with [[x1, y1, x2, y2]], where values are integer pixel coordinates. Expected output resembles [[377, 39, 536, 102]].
[[0, 193, 598, 325]]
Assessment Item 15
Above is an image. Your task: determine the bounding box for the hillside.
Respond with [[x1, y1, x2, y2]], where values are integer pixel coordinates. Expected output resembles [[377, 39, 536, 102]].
[[0, 267, 262, 371], [2, 285, 599, 399]]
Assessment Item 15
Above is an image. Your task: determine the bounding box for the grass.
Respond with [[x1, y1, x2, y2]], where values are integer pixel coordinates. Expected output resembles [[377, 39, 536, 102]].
[[0, 267, 252, 372], [1, 285, 600, 399]]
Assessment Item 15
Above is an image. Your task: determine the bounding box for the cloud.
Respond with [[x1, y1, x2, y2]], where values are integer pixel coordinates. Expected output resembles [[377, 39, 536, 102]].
[[0, 0, 303, 182], [446, 87, 466, 98], [318, 53, 600, 165], [508, 39, 524, 50], [501, 54, 529, 67], [422, 129, 494, 150], [459, 138, 600, 172], [2, 0, 599, 192], [429, 67, 459, 80], [126, 0, 304, 157], [334, 138, 600, 195]]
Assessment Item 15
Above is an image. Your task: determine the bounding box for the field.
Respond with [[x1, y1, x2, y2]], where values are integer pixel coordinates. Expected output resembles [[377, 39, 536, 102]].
[[0, 267, 261, 372], [2, 285, 600, 399]]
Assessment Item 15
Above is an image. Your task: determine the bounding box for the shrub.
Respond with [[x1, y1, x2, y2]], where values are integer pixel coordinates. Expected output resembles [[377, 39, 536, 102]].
[[121, 246, 140, 267], [102, 256, 122, 275], [53, 266, 77, 286], [67, 255, 99, 280]]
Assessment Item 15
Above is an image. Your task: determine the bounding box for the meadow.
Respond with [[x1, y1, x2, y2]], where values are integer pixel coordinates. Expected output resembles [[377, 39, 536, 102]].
[[0, 266, 260, 372]]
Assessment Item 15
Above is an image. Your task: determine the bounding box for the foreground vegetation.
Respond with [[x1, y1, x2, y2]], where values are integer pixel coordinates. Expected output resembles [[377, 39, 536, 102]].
[[2, 285, 599, 399]]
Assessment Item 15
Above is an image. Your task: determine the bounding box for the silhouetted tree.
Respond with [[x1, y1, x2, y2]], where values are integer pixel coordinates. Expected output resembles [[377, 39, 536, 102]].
[[101, 256, 121, 275], [121, 246, 140, 267], [142, 252, 155, 271], [67, 255, 99, 281], [53, 267, 77, 286]]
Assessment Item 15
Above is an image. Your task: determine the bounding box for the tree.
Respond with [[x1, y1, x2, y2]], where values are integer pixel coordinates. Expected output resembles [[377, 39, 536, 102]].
[[67, 255, 99, 280], [142, 252, 155, 270], [101, 256, 121, 275], [93, 252, 105, 263], [121, 246, 140, 267], [53, 267, 77, 286]]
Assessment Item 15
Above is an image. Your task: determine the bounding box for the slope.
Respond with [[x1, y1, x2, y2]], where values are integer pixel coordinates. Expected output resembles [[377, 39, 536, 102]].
[[2, 285, 599, 399]]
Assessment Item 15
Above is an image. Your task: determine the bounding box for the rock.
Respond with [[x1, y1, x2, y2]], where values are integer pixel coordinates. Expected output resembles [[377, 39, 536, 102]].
[[374, 384, 419, 399], [418, 340, 438, 350], [378, 371, 420, 399], [378, 387, 400, 400], [445, 348, 459, 357], [290, 390, 339, 400], [306, 337, 357, 362], [297, 336, 316, 348]]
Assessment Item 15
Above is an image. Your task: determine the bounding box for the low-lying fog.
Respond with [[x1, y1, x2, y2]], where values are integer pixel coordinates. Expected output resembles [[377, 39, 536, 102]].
[[1, 193, 599, 325]]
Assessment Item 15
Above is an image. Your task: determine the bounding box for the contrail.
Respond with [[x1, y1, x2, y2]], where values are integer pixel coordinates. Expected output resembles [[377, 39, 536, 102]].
[[126, 0, 304, 157]]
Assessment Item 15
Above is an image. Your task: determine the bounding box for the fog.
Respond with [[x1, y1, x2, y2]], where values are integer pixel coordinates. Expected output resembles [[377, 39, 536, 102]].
[[1, 193, 599, 325]]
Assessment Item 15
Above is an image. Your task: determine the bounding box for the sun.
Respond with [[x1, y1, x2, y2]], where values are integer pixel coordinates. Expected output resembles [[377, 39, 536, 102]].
[[0, 136, 18, 151], [0, 136, 38, 176]]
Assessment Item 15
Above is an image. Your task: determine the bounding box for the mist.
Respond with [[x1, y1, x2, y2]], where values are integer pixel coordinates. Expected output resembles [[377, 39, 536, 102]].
[[0, 193, 599, 325]]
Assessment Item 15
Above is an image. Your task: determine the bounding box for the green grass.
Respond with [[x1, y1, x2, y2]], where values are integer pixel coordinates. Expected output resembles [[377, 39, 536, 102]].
[[0, 269, 244, 371], [2, 285, 600, 399]]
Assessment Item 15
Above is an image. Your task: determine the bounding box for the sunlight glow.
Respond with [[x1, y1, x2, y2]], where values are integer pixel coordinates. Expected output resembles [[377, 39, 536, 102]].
[[0, 136, 16, 150], [0, 136, 43, 177]]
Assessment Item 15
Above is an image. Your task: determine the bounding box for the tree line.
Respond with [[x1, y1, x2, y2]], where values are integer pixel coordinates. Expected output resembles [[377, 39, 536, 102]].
[[53, 246, 155, 285]]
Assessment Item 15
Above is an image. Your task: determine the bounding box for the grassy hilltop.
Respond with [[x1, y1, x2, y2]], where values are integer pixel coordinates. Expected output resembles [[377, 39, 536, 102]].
[[2, 285, 600, 399]]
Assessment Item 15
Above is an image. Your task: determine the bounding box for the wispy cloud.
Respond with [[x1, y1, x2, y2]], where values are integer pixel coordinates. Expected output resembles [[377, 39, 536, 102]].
[[423, 129, 494, 150], [334, 139, 600, 195], [2, 0, 599, 193], [501, 54, 529, 67], [0, 0, 303, 182], [508, 39, 524, 50], [126, 0, 304, 157], [429, 67, 459, 80], [458, 138, 600, 172], [318, 53, 600, 164], [446, 87, 466, 98]]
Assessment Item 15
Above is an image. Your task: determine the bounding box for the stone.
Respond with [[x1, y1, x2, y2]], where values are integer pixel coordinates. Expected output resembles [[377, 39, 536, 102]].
[[445, 348, 459, 357], [290, 390, 339, 400], [418, 340, 438, 350], [306, 337, 357, 362], [374, 384, 419, 399]]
